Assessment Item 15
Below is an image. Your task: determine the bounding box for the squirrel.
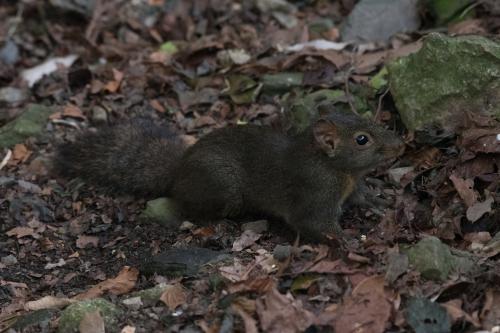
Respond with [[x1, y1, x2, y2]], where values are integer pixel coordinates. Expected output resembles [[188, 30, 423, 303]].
[[54, 106, 405, 242]]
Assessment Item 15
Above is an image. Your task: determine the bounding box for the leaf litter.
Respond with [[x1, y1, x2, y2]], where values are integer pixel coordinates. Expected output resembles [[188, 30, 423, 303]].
[[0, 0, 500, 332]]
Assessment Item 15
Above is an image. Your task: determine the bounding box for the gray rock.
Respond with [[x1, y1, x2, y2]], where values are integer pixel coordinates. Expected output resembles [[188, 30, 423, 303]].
[[140, 247, 230, 277], [241, 220, 269, 233], [58, 298, 123, 333], [90, 106, 108, 124], [406, 297, 451, 333], [0, 87, 27, 105], [406, 236, 474, 281], [341, 0, 420, 43], [0, 39, 19, 65], [122, 296, 143, 310], [273, 244, 292, 262], [0, 104, 53, 148], [388, 33, 500, 131], [1, 254, 18, 266]]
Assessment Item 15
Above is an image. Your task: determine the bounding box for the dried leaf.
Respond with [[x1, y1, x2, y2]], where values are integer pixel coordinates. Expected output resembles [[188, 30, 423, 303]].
[[79, 310, 105, 333], [232, 230, 261, 252], [75, 266, 139, 300], [466, 196, 494, 222], [24, 295, 75, 311], [256, 288, 316, 333], [334, 275, 393, 333], [76, 235, 100, 249], [159, 284, 187, 311], [6, 227, 35, 238], [449, 174, 477, 207]]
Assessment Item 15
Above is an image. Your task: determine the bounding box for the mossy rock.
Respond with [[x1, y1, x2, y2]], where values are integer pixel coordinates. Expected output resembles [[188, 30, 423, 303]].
[[57, 298, 123, 333], [405, 236, 474, 281], [0, 104, 53, 148], [139, 197, 180, 227], [388, 33, 500, 131]]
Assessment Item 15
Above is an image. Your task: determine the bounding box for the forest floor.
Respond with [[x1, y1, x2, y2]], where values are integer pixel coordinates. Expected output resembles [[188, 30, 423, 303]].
[[1, 1, 500, 332]]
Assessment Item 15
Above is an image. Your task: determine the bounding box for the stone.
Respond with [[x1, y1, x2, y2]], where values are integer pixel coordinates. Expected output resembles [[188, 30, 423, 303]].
[[0, 104, 53, 148], [388, 33, 500, 131], [405, 236, 474, 281], [140, 197, 179, 228], [273, 244, 292, 262], [1, 254, 18, 266], [341, 0, 420, 43], [58, 298, 123, 333], [0, 87, 27, 105]]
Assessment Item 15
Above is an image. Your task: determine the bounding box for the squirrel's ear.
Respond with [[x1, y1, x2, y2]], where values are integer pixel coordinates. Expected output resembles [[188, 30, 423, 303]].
[[313, 119, 339, 156]]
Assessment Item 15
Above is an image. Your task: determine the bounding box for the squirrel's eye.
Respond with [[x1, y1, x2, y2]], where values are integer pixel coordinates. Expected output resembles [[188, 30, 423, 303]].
[[356, 135, 369, 145]]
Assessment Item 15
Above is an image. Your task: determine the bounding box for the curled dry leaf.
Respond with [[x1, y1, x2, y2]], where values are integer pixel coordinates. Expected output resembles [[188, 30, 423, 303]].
[[6, 227, 36, 238], [74, 266, 139, 300], [449, 174, 477, 207], [227, 276, 275, 294], [232, 303, 258, 333], [159, 284, 187, 311], [10, 144, 32, 165], [256, 287, 316, 333], [232, 230, 261, 252], [24, 295, 75, 311], [76, 235, 100, 249], [441, 299, 481, 327]]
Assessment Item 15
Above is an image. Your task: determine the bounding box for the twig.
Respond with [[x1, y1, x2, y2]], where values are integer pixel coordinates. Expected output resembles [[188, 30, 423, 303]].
[[0, 149, 12, 171], [374, 86, 390, 122], [344, 67, 358, 115]]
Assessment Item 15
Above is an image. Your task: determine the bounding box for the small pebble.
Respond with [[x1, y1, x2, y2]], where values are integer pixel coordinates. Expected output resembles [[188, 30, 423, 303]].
[[273, 244, 291, 262], [1, 254, 18, 266]]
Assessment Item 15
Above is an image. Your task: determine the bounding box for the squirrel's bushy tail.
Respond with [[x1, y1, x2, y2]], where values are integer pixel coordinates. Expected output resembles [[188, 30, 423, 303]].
[[54, 121, 185, 197]]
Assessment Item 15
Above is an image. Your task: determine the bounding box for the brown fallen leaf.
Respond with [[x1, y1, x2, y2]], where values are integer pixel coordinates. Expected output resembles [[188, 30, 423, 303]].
[[227, 276, 275, 294], [76, 235, 100, 249], [441, 299, 480, 327], [104, 68, 124, 93], [159, 284, 187, 311], [79, 310, 105, 333], [481, 289, 500, 330], [24, 296, 75, 311], [121, 325, 136, 333], [6, 227, 35, 238], [74, 266, 139, 300], [333, 275, 394, 333], [256, 287, 316, 333], [232, 230, 261, 252], [448, 19, 486, 35], [449, 174, 477, 207], [232, 303, 258, 333], [306, 259, 360, 274], [459, 128, 500, 154], [219, 259, 249, 283], [9, 144, 32, 165]]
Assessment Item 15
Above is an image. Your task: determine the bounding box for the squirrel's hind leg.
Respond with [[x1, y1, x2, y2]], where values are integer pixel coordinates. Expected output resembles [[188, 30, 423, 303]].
[[171, 161, 244, 220]]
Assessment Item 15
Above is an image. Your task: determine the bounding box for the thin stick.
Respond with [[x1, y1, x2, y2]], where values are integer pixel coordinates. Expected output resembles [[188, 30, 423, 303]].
[[0, 149, 12, 170]]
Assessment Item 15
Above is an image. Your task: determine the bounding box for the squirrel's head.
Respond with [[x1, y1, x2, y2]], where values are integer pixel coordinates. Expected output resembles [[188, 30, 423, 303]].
[[312, 108, 405, 172]]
